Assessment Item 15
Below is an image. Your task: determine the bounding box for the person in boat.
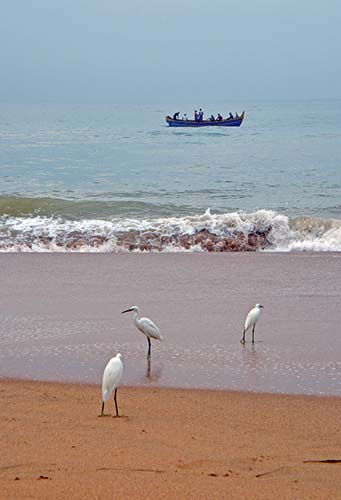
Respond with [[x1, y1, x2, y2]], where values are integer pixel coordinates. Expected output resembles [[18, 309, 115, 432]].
[[198, 108, 204, 121], [229, 112, 234, 119], [216, 113, 223, 121], [235, 112, 239, 119], [173, 112, 180, 120], [194, 110, 198, 121], [182, 113, 188, 120], [210, 115, 215, 121]]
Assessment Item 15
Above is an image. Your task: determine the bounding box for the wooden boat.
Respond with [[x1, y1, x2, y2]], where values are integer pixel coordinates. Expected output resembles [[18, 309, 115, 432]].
[[166, 111, 244, 127]]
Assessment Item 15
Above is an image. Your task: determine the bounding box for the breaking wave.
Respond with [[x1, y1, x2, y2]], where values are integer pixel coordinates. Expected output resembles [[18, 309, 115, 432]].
[[0, 209, 340, 252]]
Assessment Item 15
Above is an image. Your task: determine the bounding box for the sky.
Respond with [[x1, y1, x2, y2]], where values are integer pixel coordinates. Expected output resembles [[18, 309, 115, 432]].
[[0, 0, 340, 103]]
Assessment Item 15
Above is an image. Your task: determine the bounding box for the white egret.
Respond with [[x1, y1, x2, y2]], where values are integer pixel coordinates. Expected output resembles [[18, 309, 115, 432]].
[[99, 353, 123, 417], [121, 306, 163, 358], [241, 304, 264, 344]]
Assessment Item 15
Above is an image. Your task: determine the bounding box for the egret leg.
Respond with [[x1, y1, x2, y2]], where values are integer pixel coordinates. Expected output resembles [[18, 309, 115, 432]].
[[252, 325, 256, 344], [241, 329, 246, 344], [98, 401, 111, 417], [113, 388, 120, 418], [147, 337, 151, 358]]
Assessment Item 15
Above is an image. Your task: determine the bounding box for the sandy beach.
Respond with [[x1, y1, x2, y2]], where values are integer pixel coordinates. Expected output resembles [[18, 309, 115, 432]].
[[1, 379, 340, 500], [0, 253, 340, 498]]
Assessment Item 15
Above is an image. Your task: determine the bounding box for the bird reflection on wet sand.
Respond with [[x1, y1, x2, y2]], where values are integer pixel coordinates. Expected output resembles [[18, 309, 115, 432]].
[[145, 358, 163, 383]]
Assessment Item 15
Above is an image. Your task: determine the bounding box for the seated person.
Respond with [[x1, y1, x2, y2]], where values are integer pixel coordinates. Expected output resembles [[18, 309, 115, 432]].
[[210, 115, 215, 121], [235, 112, 239, 119], [182, 114, 188, 120], [229, 112, 234, 119], [173, 112, 180, 120], [216, 113, 223, 121]]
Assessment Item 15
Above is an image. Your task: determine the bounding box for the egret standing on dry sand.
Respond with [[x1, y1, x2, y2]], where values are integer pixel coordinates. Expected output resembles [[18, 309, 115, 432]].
[[121, 306, 163, 358], [241, 304, 264, 344], [99, 353, 123, 417]]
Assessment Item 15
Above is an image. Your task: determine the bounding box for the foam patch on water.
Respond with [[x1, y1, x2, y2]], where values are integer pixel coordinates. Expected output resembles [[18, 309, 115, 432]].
[[273, 216, 341, 251], [0, 209, 340, 252]]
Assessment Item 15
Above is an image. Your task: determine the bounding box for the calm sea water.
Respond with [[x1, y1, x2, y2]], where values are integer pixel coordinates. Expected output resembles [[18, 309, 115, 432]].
[[0, 100, 340, 251]]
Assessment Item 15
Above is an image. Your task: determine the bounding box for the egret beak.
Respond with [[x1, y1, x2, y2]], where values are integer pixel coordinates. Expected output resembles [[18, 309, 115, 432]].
[[121, 308, 132, 314]]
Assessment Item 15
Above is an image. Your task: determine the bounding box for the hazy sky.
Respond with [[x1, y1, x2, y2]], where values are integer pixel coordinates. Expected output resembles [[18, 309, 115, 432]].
[[1, 0, 340, 103]]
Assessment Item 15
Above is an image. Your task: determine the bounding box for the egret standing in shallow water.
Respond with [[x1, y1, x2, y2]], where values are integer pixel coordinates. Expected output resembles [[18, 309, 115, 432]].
[[99, 353, 123, 417], [121, 306, 163, 358], [241, 304, 264, 344]]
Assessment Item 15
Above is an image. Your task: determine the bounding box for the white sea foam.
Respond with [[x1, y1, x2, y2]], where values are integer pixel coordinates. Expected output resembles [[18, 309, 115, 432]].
[[0, 209, 340, 252], [271, 217, 341, 251]]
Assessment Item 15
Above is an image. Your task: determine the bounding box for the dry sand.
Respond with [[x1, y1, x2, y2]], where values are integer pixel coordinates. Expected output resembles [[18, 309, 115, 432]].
[[1, 379, 340, 500]]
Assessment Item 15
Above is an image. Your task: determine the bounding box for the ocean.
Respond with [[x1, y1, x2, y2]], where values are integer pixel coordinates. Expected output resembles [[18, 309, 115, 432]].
[[0, 100, 340, 252], [0, 104, 341, 395]]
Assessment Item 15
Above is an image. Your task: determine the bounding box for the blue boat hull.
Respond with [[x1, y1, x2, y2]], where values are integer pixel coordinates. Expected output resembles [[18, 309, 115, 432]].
[[166, 111, 244, 127]]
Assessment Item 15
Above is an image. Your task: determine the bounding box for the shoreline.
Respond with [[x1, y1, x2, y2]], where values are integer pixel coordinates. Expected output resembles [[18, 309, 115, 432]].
[[2, 374, 341, 400], [1, 379, 340, 499]]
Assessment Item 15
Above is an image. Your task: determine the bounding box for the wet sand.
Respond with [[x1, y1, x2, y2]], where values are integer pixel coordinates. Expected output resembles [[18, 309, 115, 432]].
[[1, 254, 341, 498], [0, 253, 340, 395], [1, 379, 340, 500]]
